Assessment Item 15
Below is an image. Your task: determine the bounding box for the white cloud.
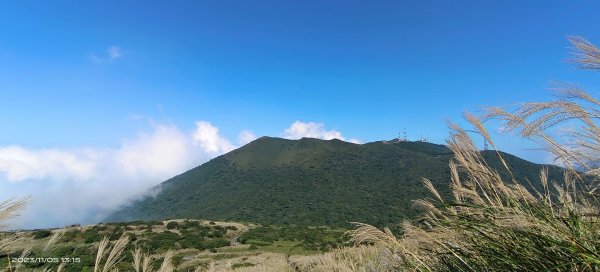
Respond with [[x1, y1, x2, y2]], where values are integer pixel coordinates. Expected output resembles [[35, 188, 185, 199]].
[[90, 46, 125, 63], [238, 130, 257, 146], [115, 123, 195, 180], [107, 46, 124, 60], [347, 138, 362, 144], [282, 120, 360, 143], [0, 147, 95, 182], [192, 121, 235, 153], [0, 121, 236, 229], [0, 120, 358, 229]]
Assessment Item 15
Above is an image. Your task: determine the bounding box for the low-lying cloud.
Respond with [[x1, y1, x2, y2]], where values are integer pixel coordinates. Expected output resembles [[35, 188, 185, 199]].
[[283, 121, 361, 143], [238, 130, 258, 146], [0, 120, 358, 229], [192, 121, 235, 154]]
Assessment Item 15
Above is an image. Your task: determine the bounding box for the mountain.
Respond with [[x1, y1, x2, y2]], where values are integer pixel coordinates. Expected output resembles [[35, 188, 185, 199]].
[[105, 137, 562, 227]]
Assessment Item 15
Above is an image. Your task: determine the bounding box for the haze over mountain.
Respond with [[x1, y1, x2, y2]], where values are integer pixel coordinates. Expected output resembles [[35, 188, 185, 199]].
[[106, 137, 563, 227]]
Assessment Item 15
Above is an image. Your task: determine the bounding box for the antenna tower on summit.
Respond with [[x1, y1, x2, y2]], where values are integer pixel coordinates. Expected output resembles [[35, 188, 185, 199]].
[[464, 129, 488, 151], [401, 128, 408, 141]]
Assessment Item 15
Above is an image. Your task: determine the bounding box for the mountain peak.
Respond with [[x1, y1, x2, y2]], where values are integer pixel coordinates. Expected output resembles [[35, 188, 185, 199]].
[[106, 137, 561, 227]]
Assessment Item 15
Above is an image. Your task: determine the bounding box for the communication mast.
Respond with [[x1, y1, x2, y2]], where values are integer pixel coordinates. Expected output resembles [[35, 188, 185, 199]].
[[400, 128, 408, 141], [465, 129, 488, 150]]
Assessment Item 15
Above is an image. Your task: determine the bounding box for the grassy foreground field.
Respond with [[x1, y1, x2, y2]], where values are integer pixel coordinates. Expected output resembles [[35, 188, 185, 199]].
[[0, 220, 354, 271]]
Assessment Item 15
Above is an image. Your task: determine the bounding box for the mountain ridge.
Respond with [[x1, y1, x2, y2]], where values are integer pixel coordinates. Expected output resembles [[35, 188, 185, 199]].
[[106, 137, 562, 227]]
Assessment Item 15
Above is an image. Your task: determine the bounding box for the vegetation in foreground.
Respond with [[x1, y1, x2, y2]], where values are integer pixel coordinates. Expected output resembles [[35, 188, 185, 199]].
[[0, 220, 348, 271], [348, 36, 600, 271]]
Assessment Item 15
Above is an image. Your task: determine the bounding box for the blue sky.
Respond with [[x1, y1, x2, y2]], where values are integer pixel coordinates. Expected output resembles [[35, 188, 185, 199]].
[[1, 1, 600, 228]]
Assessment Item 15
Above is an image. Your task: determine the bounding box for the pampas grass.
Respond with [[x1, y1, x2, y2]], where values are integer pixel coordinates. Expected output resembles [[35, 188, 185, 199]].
[[347, 36, 600, 271], [92, 236, 173, 272], [132, 247, 154, 272], [94, 235, 129, 272], [0, 197, 29, 272], [43, 230, 64, 251], [0, 198, 29, 230], [287, 246, 381, 272]]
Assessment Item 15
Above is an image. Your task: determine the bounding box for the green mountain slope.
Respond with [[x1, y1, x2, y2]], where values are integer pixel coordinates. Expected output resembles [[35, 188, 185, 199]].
[[105, 137, 562, 227]]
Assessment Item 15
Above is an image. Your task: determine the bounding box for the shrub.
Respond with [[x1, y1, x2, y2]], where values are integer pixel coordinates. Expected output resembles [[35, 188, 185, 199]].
[[166, 221, 178, 230], [184, 220, 200, 228], [205, 238, 230, 249], [181, 233, 205, 249], [225, 225, 238, 231], [107, 228, 124, 241], [147, 231, 181, 251], [32, 229, 52, 239], [231, 262, 255, 269]]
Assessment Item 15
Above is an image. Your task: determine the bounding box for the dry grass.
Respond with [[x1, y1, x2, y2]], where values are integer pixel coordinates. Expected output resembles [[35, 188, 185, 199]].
[[192, 247, 380, 272], [96, 237, 174, 272], [94, 235, 129, 272], [201, 252, 290, 272], [132, 247, 154, 272], [569, 36, 600, 71], [0, 197, 29, 272], [43, 230, 64, 252], [288, 246, 381, 272], [347, 36, 600, 271], [0, 198, 30, 230]]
